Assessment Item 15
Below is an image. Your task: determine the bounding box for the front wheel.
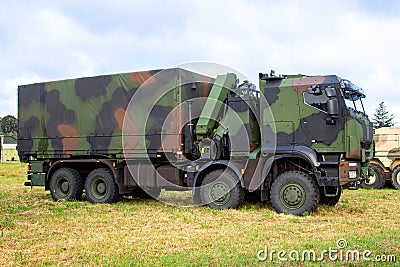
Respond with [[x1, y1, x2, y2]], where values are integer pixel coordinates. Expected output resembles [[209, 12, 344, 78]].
[[49, 168, 83, 201], [270, 171, 319, 216], [200, 169, 244, 209], [85, 168, 119, 203], [391, 165, 400, 190]]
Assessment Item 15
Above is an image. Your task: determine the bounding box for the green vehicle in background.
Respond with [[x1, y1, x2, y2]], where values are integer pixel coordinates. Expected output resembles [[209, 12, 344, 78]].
[[18, 67, 373, 215]]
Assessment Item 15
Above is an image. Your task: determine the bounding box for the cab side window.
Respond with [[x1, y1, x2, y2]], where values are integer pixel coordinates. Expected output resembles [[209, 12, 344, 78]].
[[304, 89, 329, 112]]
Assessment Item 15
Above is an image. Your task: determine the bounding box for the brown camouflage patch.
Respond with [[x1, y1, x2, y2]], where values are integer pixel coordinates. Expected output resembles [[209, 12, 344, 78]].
[[292, 76, 326, 94], [129, 71, 155, 85], [57, 124, 79, 155], [114, 108, 126, 130]]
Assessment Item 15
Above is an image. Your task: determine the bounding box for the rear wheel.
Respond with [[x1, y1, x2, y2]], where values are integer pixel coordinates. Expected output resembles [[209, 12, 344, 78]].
[[49, 168, 83, 201], [361, 163, 386, 189], [391, 165, 400, 190], [270, 171, 319, 216], [200, 169, 244, 209], [85, 168, 119, 203]]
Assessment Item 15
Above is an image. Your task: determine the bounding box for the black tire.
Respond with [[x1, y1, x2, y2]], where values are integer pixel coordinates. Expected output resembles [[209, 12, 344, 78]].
[[200, 169, 244, 209], [131, 187, 161, 199], [85, 168, 119, 203], [270, 171, 319, 216], [49, 168, 83, 201], [319, 187, 342, 206], [360, 163, 386, 189], [391, 165, 400, 190]]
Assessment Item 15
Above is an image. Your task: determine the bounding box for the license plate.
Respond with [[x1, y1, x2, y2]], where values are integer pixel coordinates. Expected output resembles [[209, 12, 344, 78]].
[[349, 170, 357, 179]]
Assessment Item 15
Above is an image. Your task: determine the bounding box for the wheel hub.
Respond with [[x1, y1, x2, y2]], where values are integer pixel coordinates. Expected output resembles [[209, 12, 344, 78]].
[[97, 183, 106, 194], [396, 173, 400, 185], [366, 175, 376, 185], [280, 183, 306, 209], [61, 181, 69, 193], [92, 177, 107, 199], [209, 182, 230, 206], [56, 178, 70, 197]]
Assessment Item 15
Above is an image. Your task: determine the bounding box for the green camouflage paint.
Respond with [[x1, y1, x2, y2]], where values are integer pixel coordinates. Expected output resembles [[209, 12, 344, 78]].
[[18, 67, 372, 196], [259, 73, 372, 178]]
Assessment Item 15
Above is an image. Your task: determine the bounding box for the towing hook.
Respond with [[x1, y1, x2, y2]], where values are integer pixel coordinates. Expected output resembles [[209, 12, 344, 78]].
[[351, 177, 369, 189], [348, 180, 364, 190]]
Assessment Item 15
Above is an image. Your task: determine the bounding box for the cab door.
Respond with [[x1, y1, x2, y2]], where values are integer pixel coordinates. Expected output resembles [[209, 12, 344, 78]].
[[298, 86, 344, 150]]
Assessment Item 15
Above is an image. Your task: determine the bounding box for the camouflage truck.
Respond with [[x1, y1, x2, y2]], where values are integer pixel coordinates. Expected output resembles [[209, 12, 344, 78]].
[[18, 68, 373, 215], [363, 127, 400, 190]]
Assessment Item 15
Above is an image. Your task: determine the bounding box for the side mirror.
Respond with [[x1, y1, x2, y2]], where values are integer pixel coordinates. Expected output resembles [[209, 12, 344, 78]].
[[327, 98, 339, 116], [325, 87, 337, 97]]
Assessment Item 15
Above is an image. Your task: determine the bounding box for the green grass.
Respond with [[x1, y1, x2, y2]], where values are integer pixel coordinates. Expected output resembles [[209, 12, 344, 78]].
[[0, 163, 399, 266]]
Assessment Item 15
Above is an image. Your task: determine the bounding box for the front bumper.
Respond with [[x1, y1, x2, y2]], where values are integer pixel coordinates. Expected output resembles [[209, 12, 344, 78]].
[[339, 161, 366, 187]]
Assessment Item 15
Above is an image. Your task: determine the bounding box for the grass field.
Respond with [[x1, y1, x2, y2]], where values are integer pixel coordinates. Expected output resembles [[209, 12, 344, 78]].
[[0, 163, 399, 266]]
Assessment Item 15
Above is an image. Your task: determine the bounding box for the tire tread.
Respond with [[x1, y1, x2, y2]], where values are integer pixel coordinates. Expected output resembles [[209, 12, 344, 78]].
[[49, 167, 83, 201], [270, 171, 319, 216], [85, 168, 119, 203], [391, 165, 400, 190], [200, 169, 244, 209]]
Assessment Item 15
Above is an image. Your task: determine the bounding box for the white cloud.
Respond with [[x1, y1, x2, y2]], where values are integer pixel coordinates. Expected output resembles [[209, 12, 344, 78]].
[[0, 73, 44, 117], [0, 0, 399, 121]]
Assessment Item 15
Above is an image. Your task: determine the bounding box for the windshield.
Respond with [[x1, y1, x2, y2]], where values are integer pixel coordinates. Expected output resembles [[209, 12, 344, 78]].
[[340, 79, 366, 113], [344, 96, 365, 113]]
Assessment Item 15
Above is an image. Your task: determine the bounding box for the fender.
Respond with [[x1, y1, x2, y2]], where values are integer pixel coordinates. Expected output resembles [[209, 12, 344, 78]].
[[193, 160, 245, 189], [260, 146, 321, 189], [260, 155, 281, 188], [292, 146, 320, 168]]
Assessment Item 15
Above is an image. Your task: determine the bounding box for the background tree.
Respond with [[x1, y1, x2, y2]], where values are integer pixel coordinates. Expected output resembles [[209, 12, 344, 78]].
[[373, 102, 395, 129], [0, 115, 18, 137]]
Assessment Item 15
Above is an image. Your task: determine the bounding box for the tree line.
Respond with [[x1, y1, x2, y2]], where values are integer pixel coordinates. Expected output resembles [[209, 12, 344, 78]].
[[0, 115, 18, 138]]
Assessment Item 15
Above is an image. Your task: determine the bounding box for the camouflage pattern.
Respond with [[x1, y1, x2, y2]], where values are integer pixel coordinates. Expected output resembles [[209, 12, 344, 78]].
[[371, 127, 400, 186], [18, 68, 216, 161], [207, 78, 261, 157], [373, 127, 400, 169], [18, 68, 372, 194], [259, 73, 373, 185]]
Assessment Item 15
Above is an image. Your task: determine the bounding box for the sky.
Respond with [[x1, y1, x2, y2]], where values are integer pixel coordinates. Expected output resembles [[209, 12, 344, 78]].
[[1, 0, 400, 121]]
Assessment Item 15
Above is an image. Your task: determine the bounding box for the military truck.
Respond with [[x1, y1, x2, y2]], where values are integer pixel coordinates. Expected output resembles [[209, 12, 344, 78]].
[[18, 67, 373, 215], [363, 127, 400, 190]]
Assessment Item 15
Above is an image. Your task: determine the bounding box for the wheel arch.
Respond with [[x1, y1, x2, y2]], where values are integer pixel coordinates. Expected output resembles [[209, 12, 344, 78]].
[[389, 159, 400, 172], [261, 152, 319, 192], [370, 158, 387, 171], [193, 160, 245, 189]]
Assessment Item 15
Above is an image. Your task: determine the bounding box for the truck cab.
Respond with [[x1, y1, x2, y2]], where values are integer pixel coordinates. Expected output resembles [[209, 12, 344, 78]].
[[253, 73, 373, 213]]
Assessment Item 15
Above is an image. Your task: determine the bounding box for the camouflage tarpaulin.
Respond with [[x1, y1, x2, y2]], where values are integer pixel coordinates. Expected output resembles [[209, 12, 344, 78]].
[[18, 68, 214, 160]]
